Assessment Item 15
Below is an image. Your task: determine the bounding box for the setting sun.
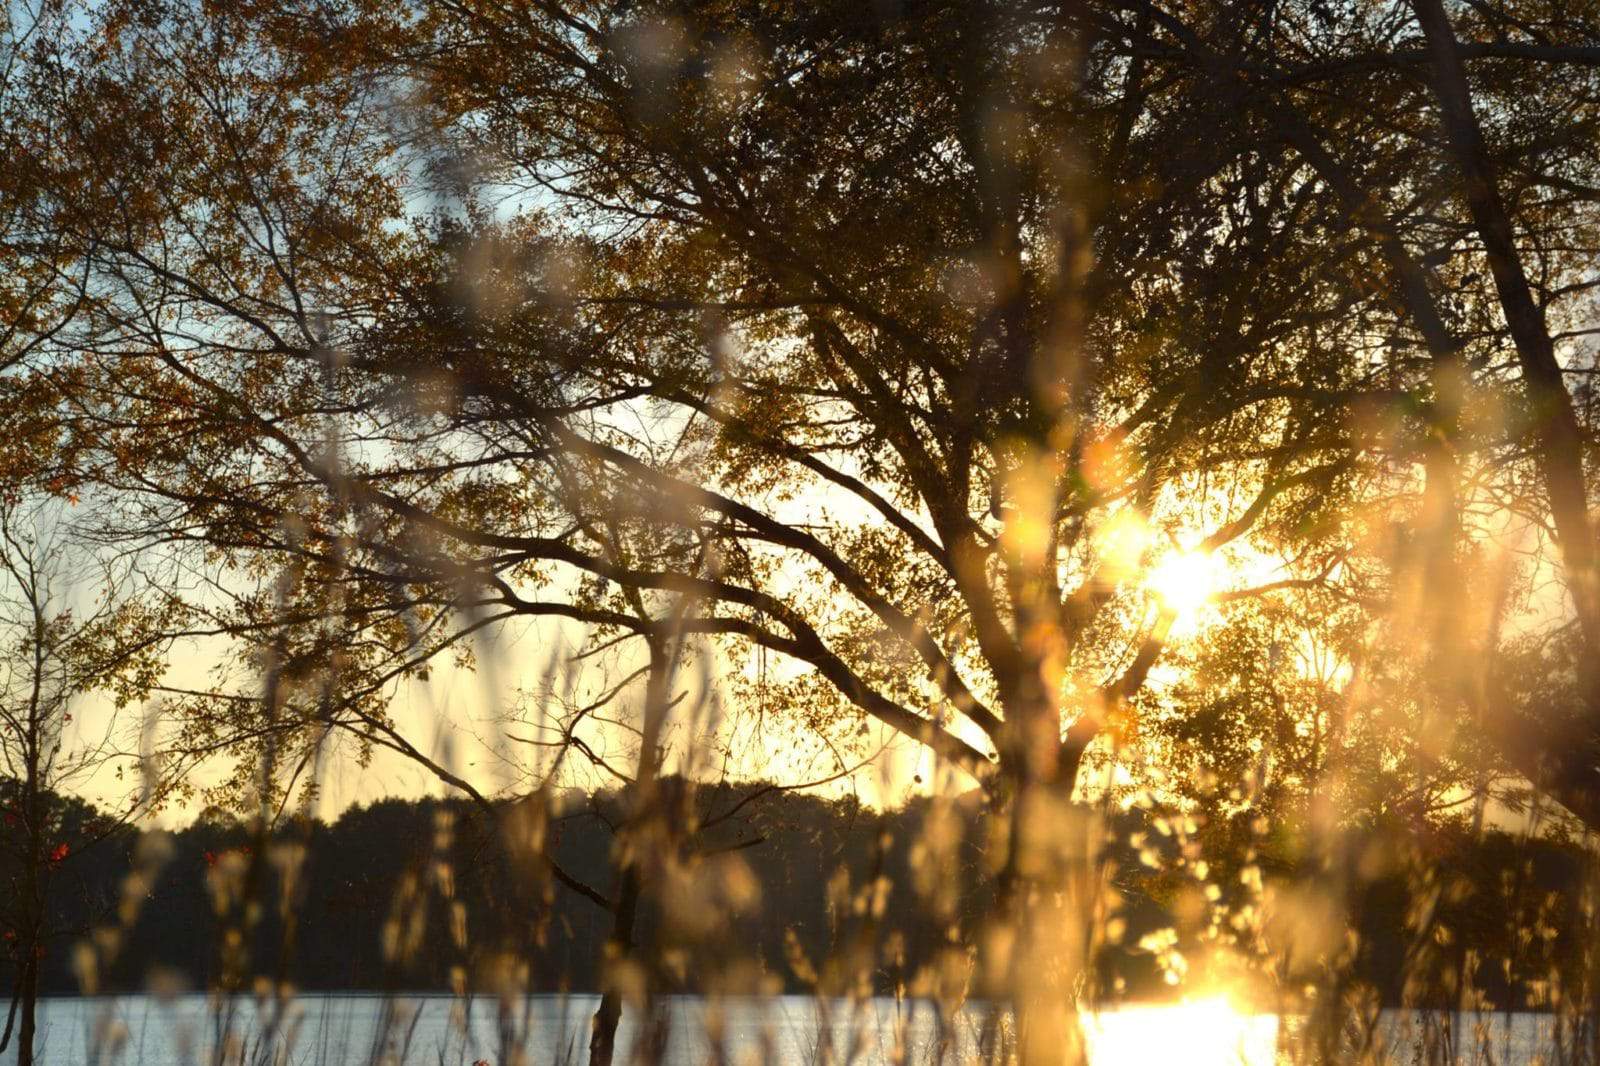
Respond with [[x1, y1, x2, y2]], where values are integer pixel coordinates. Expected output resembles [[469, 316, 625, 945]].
[[1146, 550, 1225, 614]]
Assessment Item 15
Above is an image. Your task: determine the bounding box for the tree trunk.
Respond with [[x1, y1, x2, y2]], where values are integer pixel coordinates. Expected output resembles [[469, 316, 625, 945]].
[[1409, 0, 1600, 645], [1408, 0, 1600, 824], [16, 950, 37, 1066], [588, 856, 643, 1066], [992, 739, 1092, 1066], [18, 714, 41, 1066]]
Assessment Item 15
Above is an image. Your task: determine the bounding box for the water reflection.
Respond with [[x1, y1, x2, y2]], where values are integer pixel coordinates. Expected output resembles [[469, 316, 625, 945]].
[[5, 994, 1590, 1065], [1081, 998, 1278, 1066]]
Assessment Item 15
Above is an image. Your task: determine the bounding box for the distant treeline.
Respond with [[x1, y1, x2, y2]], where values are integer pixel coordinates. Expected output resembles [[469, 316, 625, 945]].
[[2, 780, 1590, 1008]]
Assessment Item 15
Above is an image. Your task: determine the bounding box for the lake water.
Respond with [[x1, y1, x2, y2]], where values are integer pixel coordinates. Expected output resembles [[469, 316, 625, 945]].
[[0, 993, 1585, 1065]]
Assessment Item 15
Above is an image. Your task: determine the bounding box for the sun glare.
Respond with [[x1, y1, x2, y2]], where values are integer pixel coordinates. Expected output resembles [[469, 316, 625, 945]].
[[1081, 997, 1278, 1066], [1146, 549, 1224, 614]]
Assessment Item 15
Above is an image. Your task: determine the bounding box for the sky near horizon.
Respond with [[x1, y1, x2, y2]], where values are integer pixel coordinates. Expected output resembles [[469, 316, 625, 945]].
[[59, 603, 943, 829]]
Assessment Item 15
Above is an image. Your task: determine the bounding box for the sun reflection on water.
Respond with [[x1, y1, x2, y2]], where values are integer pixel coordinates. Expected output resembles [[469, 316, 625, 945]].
[[1081, 997, 1279, 1066]]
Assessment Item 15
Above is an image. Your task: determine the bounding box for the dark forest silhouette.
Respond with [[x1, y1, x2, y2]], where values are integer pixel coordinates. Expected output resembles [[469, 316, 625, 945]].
[[2, 776, 1589, 1012]]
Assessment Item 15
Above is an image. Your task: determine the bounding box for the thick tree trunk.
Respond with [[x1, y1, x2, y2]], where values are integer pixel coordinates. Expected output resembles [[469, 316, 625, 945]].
[[991, 738, 1093, 1066]]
